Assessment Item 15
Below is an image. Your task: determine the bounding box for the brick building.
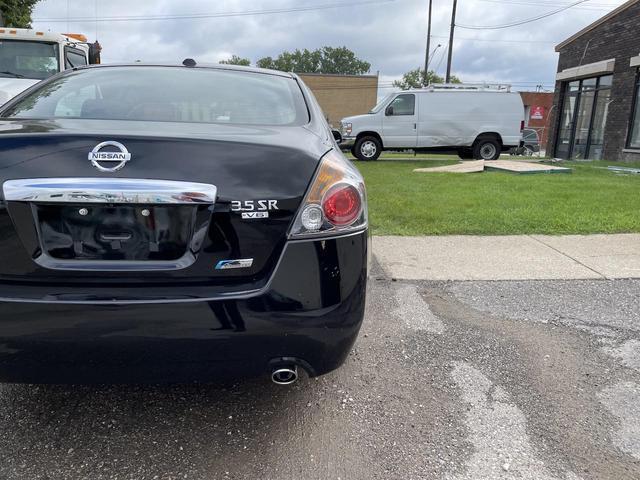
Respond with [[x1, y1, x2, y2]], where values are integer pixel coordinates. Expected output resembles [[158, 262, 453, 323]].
[[546, 0, 640, 161], [519, 92, 554, 148], [298, 73, 378, 128]]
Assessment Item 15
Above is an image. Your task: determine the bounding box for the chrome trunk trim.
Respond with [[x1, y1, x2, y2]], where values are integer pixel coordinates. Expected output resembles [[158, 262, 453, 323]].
[[2, 178, 217, 205]]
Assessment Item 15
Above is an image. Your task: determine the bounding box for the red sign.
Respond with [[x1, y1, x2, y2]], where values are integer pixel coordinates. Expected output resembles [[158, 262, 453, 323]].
[[530, 106, 545, 120]]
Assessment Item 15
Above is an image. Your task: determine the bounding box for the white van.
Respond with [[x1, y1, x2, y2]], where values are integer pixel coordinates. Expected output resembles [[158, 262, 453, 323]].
[[340, 84, 524, 161]]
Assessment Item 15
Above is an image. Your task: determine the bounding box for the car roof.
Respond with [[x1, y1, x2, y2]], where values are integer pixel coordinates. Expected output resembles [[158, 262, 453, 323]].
[[72, 62, 295, 79]]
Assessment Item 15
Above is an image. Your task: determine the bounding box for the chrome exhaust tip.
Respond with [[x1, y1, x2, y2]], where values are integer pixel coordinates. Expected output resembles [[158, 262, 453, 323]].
[[271, 366, 298, 385]]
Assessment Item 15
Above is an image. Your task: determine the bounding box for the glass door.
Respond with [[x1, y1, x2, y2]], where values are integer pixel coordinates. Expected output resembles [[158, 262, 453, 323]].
[[587, 76, 612, 160], [555, 75, 612, 160], [555, 82, 579, 159], [571, 85, 595, 159]]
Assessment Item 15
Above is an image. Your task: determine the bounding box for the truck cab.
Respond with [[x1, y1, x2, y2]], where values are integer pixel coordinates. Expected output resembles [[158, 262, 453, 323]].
[[0, 28, 100, 105]]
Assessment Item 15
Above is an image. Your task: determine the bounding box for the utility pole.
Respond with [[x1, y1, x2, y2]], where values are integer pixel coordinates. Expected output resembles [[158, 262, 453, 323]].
[[445, 0, 458, 83], [423, 0, 433, 86]]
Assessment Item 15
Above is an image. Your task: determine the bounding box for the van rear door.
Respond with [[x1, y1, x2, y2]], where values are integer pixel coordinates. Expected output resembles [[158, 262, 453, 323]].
[[382, 93, 418, 148]]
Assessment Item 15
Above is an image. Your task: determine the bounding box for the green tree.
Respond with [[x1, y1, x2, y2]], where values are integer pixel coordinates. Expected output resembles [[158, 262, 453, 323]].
[[257, 49, 321, 72], [0, 0, 41, 28], [219, 55, 251, 66], [393, 68, 461, 90], [257, 46, 370, 75], [317, 46, 370, 74]]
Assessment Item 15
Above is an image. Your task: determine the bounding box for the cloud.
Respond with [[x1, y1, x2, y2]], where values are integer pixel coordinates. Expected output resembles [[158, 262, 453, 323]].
[[32, 0, 628, 91]]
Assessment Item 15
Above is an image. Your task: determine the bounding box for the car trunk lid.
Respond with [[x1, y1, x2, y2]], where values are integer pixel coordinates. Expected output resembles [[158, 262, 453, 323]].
[[0, 119, 329, 294]]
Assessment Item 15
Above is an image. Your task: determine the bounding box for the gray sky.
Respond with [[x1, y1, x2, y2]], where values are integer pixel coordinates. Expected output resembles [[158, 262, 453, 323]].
[[32, 0, 628, 94]]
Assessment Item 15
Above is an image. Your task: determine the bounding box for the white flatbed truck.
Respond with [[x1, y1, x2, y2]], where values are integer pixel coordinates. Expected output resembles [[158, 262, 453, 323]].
[[0, 28, 100, 104]]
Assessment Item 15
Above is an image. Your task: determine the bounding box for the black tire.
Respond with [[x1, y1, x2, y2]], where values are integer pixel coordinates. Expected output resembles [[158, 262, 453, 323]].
[[457, 148, 474, 160], [350, 147, 357, 158], [473, 137, 501, 161], [354, 136, 382, 161]]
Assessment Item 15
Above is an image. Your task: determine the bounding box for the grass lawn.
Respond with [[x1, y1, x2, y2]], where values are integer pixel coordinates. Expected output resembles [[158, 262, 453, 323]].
[[355, 157, 640, 236]]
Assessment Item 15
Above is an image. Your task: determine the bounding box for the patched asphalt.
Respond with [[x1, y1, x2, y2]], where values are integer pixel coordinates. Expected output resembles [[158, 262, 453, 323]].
[[0, 261, 639, 479]]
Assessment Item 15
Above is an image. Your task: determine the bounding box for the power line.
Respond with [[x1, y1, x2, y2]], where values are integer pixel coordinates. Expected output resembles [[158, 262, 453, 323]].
[[457, 0, 591, 30], [479, 0, 618, 5], [33, 0, 394, 23], [477, 0, 621, 10], [431, 34, 558, 44]]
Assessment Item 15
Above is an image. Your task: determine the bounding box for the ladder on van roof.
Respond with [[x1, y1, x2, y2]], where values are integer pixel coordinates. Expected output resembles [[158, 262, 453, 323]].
[[423, 83, 512, 92]]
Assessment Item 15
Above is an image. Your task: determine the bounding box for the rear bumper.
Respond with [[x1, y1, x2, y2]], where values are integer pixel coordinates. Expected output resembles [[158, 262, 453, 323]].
[[0, 231, 369, 384], [502, 135, 523, 149]]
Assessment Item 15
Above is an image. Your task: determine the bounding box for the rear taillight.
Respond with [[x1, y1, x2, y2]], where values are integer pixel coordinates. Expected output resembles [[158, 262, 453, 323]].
[[520, 121, 525, 132], [289, 149, 367, 238], [323, 183, 361, 226]]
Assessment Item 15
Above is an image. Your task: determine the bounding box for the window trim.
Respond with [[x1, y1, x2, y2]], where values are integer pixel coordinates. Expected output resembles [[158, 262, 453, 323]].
[[626, 69, 640, 149], [386, 94, 415, 116]]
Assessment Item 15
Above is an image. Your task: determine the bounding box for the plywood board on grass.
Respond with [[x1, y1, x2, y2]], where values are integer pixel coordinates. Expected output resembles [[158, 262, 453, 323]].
[[414, 160, 484, 173], [485, 160, 571, 174]]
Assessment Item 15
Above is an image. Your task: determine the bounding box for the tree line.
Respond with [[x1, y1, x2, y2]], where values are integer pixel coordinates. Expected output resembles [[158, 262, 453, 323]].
[[221, 48, 460, 88], [221, 46, 371, 76]]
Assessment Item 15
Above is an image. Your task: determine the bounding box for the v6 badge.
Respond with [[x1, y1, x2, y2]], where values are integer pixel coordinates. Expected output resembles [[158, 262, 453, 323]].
[[231, 200, 279, 219], [242, 211, 269, 219]]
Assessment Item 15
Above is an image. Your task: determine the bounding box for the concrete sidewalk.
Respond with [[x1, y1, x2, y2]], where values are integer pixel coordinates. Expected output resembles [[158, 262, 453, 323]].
[[373, 234, 640, 281]]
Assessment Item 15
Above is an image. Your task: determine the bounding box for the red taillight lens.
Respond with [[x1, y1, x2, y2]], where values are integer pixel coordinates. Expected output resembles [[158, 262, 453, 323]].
[[322, 183, 361, 226], [289, 149, 367, 238]]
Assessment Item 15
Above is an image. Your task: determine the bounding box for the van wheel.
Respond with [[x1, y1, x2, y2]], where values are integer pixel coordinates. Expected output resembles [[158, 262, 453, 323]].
[[355, 136, 381, 161], [458, 148, 474, 160], [473, 138, 501, 160]]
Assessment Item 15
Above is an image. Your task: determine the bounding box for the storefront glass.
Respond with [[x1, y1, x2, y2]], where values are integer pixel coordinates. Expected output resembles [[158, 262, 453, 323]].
[[629, 72, 640, 149], [555, 75, 612, 160]]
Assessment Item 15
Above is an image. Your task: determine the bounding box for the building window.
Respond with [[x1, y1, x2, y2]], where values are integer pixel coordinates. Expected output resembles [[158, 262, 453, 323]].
[[629, 71, 640, 149], [555, 74, 612, 160]]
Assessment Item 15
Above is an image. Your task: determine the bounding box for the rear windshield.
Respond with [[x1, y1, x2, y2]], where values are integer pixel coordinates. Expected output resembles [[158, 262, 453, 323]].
[[2, 66, 309, 126]]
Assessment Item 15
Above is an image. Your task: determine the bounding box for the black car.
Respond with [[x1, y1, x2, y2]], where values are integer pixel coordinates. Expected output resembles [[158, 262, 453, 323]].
[[0, 63, 368, 384]]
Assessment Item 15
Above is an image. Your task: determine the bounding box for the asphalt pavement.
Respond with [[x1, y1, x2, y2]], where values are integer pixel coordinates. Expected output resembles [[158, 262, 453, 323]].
[[1, 253, 640, 479]]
